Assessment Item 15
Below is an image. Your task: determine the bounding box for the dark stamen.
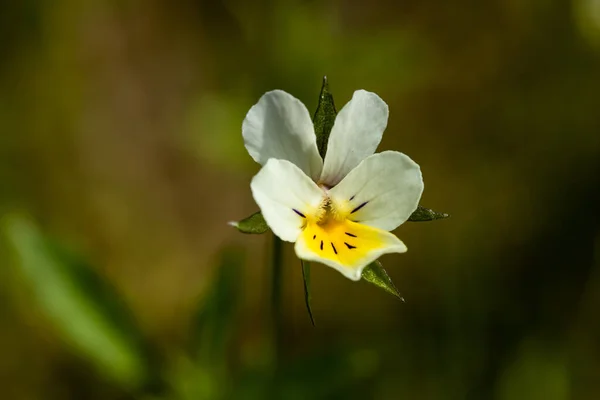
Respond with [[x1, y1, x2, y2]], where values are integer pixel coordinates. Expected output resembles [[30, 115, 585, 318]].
[[331, 243, 337, 254], [351, 201, 368, 214], [345, 232, 357, 237], [345, 242, 356, 249], [320, 240, 323, 250], [293, 209, 306, 218]]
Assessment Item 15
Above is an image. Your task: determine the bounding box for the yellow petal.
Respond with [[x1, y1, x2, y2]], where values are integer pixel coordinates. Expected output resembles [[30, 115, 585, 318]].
[[294, 219, 407, 281]]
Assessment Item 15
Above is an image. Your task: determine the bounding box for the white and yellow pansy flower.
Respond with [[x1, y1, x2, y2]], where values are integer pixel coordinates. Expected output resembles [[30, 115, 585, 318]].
[[243, 90, 424, 281]]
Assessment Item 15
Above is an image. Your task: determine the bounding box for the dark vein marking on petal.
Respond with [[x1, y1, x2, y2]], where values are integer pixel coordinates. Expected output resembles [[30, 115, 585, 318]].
[[320, 240, 323, 250], [331, 243, 337, 254], [349, 195, 356, 201], [293, 209, 306, 218], [351, 201, 368, 214], [345, 232, 357, 237], [344, 242, 356, 249], [313, 235, 316, 240]]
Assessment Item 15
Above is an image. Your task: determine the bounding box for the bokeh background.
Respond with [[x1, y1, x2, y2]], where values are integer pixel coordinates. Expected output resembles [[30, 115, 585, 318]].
[[2, 0, 600, 399]]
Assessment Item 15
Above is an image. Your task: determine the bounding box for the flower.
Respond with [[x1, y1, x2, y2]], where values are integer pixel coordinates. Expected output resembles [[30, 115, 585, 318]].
[[243, 90, 424, 280]]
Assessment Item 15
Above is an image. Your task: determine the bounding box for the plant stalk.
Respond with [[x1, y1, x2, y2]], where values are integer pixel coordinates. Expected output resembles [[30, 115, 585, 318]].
[[270, 234, 284, 368]]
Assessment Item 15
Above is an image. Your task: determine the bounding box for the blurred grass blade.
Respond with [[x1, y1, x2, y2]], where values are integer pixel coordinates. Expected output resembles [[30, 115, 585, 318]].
[[2, 214, 153, 390], [229, 211, 269, 234], [313, 76, 337, 159], [190, 247, 243, 366], [180, 247, 243, 400], [301, 260, 315, 326], [408, 205, 450, 222], [184, 247, 243, 400], [362, 260, 404, 300]]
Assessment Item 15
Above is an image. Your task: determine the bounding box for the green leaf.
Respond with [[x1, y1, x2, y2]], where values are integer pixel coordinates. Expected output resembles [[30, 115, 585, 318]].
[[230, 211, 269, 234], [361, 260, 404, 300], [2, 214, 155, 390], [301, 260, 315, 326], [190, 247, 243, 365], [184, 247, 244, 400], [408, 205, 450, 222], [313, 76, 337, 159]]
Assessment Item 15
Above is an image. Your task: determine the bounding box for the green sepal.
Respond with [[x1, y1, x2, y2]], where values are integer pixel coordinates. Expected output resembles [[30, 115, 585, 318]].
[[300, 260, 315, 326], [408, 205, 450, 222], [313, 76, 337, 159], [299, 76, 338, 325], [361, 260, 404, 300], [230, 211, 269, 234]]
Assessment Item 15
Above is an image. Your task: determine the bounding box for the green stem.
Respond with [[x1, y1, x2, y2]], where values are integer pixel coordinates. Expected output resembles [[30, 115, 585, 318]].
[[270, 234, 284, 367]]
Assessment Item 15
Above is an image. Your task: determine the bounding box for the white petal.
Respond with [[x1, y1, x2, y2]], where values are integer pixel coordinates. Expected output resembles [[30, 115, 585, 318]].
[[329, 151, 423, 231], [319, 90, 388, 186], [243, 90, 323, 181], [294, 220, 407, 281], [250, 158, 324, 242]]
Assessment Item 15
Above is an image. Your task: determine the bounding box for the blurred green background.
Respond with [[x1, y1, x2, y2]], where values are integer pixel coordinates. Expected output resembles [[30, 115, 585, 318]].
[[2, 0, 600, 399]]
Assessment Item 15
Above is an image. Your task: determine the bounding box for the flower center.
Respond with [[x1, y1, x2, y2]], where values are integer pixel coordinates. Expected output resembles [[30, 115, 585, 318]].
[[314, 193, 346, 226], [296, 193, 389, 269]]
